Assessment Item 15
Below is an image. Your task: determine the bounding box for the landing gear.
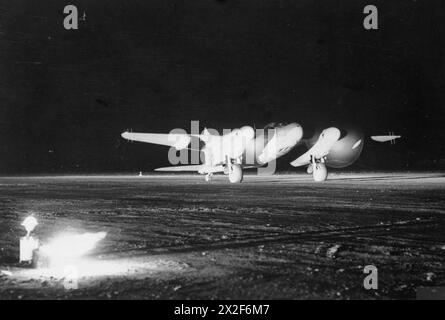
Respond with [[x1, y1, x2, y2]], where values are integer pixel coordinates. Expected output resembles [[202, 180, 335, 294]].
[[312, 163, 328, 182], [224, 156, 243, 184], [228, 164, 243, 183], [205, 173, 213, 182], [309, 155, 328, 182]]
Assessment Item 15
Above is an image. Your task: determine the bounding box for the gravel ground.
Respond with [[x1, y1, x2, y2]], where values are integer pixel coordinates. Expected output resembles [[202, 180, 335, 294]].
[[0, 172, 444, 299]]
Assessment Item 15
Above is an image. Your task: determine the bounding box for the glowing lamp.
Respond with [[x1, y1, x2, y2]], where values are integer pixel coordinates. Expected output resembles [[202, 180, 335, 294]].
[[20, 216, 39, 263], [22, 216, 38, 237]]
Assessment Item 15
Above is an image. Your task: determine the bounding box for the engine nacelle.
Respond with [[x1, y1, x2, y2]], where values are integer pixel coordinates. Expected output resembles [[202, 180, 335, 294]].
[[306, 127, 364, 169], [325, 128, 364, 168], [221, 125, 255, 159]]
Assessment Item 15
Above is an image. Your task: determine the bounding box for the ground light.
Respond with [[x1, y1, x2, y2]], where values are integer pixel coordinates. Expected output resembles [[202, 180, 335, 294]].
[[19, 215, 108, 286], [19, 216, 39, 263], [33, 232, 108, 288], [37, 232, 107, 268]]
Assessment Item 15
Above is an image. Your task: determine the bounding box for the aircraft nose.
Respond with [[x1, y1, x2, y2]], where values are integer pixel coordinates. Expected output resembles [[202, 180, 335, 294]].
[[287, 123, 303, 144]]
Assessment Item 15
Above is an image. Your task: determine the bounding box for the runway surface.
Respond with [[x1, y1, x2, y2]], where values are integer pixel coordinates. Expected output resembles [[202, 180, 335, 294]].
[[0, 172, 444, 299]]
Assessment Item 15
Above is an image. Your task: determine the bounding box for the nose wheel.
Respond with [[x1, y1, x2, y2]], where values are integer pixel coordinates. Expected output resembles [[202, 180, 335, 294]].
[[228, 164, 243, 183], [205, 173, 213, 182], [312, 163, 327, 181], [310, 155, 328, 182]]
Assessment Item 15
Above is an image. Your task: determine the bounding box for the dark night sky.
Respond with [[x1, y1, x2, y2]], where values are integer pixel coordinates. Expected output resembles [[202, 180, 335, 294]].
[[0, 0, 444, 173]]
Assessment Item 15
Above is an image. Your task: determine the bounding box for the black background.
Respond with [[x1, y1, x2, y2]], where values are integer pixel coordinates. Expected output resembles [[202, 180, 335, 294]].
[[1, 0, 444, 173]]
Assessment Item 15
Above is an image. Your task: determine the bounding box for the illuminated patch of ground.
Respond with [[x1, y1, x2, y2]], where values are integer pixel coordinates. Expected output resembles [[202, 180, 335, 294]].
[[0, 173, 444, 299]]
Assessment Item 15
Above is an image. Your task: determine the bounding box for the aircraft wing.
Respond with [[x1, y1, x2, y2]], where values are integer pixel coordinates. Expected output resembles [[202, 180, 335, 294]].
[[121, 131, 191, 150], [290, 152, 311, 167], [371, 135, 402, 143], [290, 127, 341, 167], [155, 165, 225, 173], [155, 165, 204, 172]]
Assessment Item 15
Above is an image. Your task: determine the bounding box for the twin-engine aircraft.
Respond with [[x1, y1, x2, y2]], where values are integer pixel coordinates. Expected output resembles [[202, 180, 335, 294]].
[[121, 123, 400, 183]]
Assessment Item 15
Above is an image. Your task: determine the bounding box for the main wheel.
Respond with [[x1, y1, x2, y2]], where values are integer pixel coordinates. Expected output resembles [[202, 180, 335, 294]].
[[228, 165, 243, 183], [312, 163, 328, 182], [205, 174, 212, 182], [307, 164, 313, 174]]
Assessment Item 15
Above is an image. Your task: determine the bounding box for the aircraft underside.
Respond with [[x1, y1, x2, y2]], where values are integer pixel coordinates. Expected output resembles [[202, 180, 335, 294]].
[[122, 122, 399, 184]]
